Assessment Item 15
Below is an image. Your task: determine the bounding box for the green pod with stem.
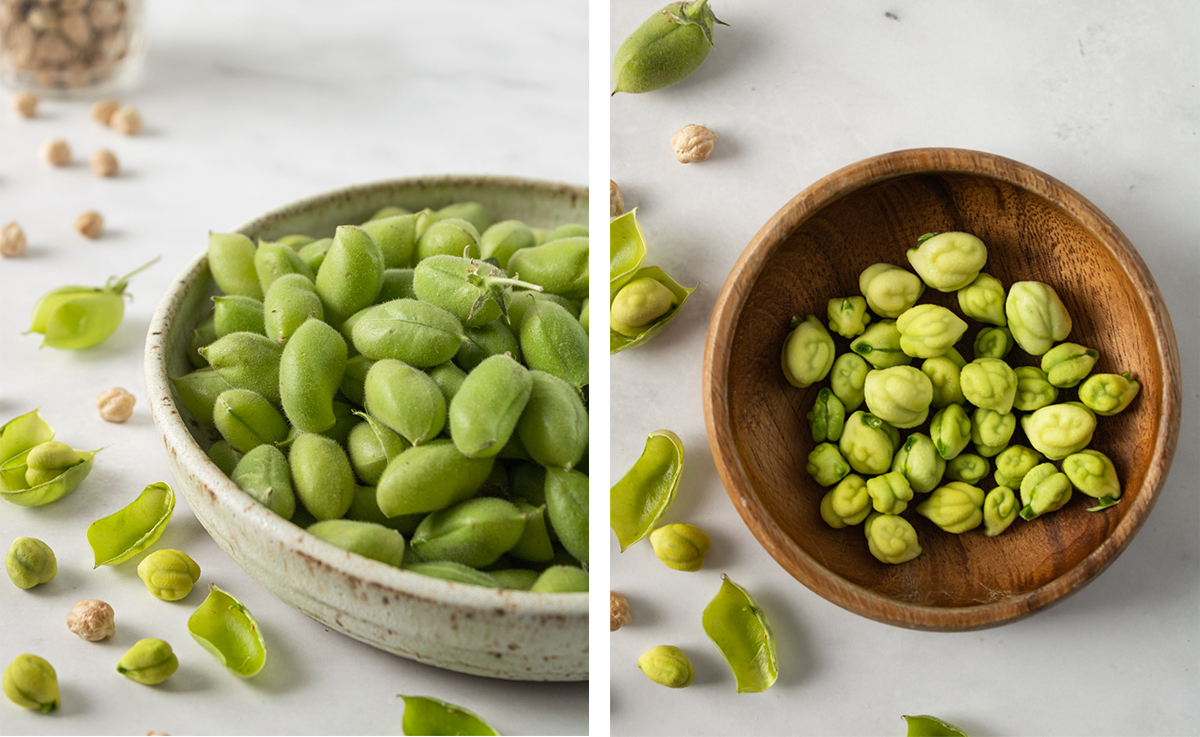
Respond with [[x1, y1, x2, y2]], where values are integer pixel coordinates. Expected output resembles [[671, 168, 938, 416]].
[[26, 256, 159, 350], [612, 0, 728, 94]]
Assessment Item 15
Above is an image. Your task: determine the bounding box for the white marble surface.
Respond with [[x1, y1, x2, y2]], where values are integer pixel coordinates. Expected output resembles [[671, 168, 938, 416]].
[[0, 2, 587, 735], [610, 1, 1198, 735]]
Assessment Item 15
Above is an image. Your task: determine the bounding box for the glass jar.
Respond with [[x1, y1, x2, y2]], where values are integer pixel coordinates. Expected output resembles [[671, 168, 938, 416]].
[[0, 0, 146, 97]]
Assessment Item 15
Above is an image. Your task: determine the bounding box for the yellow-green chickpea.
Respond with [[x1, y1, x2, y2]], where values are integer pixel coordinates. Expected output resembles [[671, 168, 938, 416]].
[[942, 346, 967, 369], [1061, 449, 1121, 500], [906, 232, 988, 291], [6, 537, 57, 590], [1005, 281, 1073, 356], [827, 296, 871, 338], [973, 326, 1015, 360], [637, 645, 694, 689], [1078, 372, 1140, 416], [862, 366, 933, 429], [820, 474, 871, 528], [921, 355, 965, 408], [649, 523, 711, 572], [866, 472, 913, 514], [945, 453, 990, 485], [1013, 366, 1058, 412], [993, 444, 1043, 488], [970, 408, 1015, 457], [983, 486, 1019, 537], [838, 412, 896, 475], [858, 263, 924, 318], [1019, 462, 1073, 520], [611, 277, 677, 337], [960, 358, 1018, 414], [929, 404, 972, 460], [895, 304, 968, 359], [851, 320, 911, 369], [916, 482, 985, 533], [806, 443, 851, 487], [1041, 342, 1099, 388], [830, 353, 869, 411], [781, 314, 835, 388], [956, 272, 1007, 325], [136, 549, 201, 601], [863, 512, 922, 564], [890, 433, 945, 494], [1021, 403, 1097, 460], [24, 441, 83, 487]]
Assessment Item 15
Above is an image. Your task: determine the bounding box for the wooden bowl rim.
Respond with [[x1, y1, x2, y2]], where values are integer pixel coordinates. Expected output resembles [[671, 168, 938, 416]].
[[702, 147, 1182, 631]]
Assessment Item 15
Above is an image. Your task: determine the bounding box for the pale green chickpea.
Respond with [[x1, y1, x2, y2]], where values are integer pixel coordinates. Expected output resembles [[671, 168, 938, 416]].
[[960, 358, 1018, 414], [929, 403, 971, 460], [957, 272, 1007, 325], [611, 277, 678, 337], [1021, 403, 1097, 460], [945, 453, 989, 485], [863, 512, 922, 564], [970, 408, 1015, 457], [1041, 342, 1099, 388], [906, 232, 988, 292], [1078, 372, 1140, 416], [838, 412, 896, 475], [890, 433, 945, 494], [1061, 449, 1121, 500], [1013, 366, 1058, 412], [782, 314, 835, 388], [858, 263, 924, 318], [916, 481, 985, 533], [866, 472, 913, 514], [993, 444, 1044, 488], [1005, 281, 1073, 355], [921, 356, 965, 408], [851, 320, 911, 369], [895, 304, 968, 359], [830, 353, 869, 411], [983, 486, 1019, 537], [973, 326, 1014, 360], [942, 346, 967, 369], [827, 296, 871, 338], [806, 388, 845, 442], [819, 474, 871, 528], [862, 366, 933, 429], [1019, 462, 1073, 520], [806, 443, 851, 487]]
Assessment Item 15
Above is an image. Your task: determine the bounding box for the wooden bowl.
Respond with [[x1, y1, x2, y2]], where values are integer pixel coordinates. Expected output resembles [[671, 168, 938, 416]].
[[702, 149, 1182, 630], [145, 176, 589, 679]]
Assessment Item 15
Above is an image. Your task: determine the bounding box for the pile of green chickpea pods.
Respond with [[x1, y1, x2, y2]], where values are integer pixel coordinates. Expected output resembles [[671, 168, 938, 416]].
[[173, 201, 590, 592], [783, 232, 1139, 564]]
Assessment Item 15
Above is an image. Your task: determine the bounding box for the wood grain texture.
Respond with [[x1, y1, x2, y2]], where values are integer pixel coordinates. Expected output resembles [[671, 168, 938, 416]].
[[702, 148, 1182, 631]]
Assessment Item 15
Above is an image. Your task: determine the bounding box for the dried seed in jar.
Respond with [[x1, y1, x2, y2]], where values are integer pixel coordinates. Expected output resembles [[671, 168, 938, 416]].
[[66, 599, 115, 641], [74, 211, 104, 239], [671, 124, 717, 163], [111, 105, 142, 135], [610, 179, 625, 217], [96, 387, 135, 422], [90, 149, 119, 177], [40, 138, 71, 166], [91, 99, 121, 124], [12, 91, 38, 118], [2, 222, 28, 258]]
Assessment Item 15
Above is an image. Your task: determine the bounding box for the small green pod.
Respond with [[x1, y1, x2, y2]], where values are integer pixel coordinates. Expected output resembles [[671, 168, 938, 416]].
[[1062, 449, 1121, 500], [86, 482, 175, 567], [346, 485, 423, 534], [1079, 372, 1140, 416], [866, 472, 913, 515], [427, 361, 468, 404], [983, 486, 1019, 537], [612, 0, 727, 95], [360, 213, 418, 268], [364, 359, 446, 446], [544, 467, 589, 565], [960, 358, 1018, 414], [929, 404, 972, 460], [543, 223, 587, 242], [366, 205, 411, 222], [838, 412, 896, 475], [3, 653, 59, 713], [415, 217, 481, 262], [263, 273, 323, 345], [279, 319, 348, 433], [480, 220, 536, 270], [916, 482, 984, 533], [410, 497, 526, 567], [201, 332, 284, 405], [859, 263, 925, 318], [971, 407, 1016, 457], [206, 440, 242, 477], [350, 298, 464, 367], [406, 561, 500, 587], [1005, 280, 1073, 355], [906, 231, 988, 292], [230, 444, 295, 519], [213, 295, 266, 338], [6, 537, 57, 589], [973, 326, 1015, 360], [827, 296, 871, 339], [820, 474, 871, 527], [782, 314, 836, 388], [414, 255, 505, 328], [1021, 403, 1097, 460], [273, 234, 315, 249], [117, 638, 178, 685], [26, 256, 158, 350], [957, 272, 1007, 326], [213, 389, 289, 453], [903, 715, 970, 736], [400, 696, 499, 737], [993, 444, 1044, 488], [529, 565, 589, 593], [830, 353, 869, 411], [1013, 365, 1058, 412], [863, 512, 922, 564], [806, 442, 850, 487], [314, 225, 385, 326], [188, 584, 266, 678], [807, 388, 846, 442], [436, 202, 492, 235], [137, 549, 201, 601], [921, 355, 965, 408], [506, 236, 589, 300], [579, 299, 590, 333], [862, 366, 933, 429], [254, 241, 313, 296], [945, 453, 990, 485], [288, 433, 355, 521], [890, 433, 946, 494], [510, 462, 547, 506], [378, 267, 417, 303], [509, 501, 554, 563], [610, 430, 684, 551], [519, 300, 589, 389], [1019, 462, 1073, 520], [376, 440, 495, 517], [208, 232, 262, 299], [171, 367, 232, 424], [1041, 342, 1100, 388], [637, 645, 695, 688], [297, 237, 332, 273], [515, 370, 589, 470], [307, 519, 405, 566], [852, 320, 911, 369], [339, 355, 374, 406], [701, 575, 778, 693], [346, 415, 409, 487], [188, 311, 217, 368], [895, 304, 968, 359], [456, 319, 522, 372]]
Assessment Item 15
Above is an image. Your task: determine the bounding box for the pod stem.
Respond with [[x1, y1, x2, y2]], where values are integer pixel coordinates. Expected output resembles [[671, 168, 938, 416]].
[[107, 255, 162, 294]]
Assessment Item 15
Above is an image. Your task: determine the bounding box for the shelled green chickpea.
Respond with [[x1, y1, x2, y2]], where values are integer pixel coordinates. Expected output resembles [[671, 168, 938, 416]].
[[171, 202, 590, 591], [782, 231, 1139, 565]]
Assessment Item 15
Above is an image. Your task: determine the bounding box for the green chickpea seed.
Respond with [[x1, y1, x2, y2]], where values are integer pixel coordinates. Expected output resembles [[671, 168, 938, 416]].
[[890, 433, 946, 494], [649, 523, 711, 572], [916, 482, 985, 533], [859, 263, 925, 318], [806, 442, 850, 487], [1019, 462, 1073, 520], [637, 645, 695, 688], [851, 320, 911, 369], [3, 654, 58, 713], [957, 272, 1007, 325], [1079, 372, 1140, 416], [820, 474, 871, 528], [1041, 342, 1099, 388], [864, 512, 922, 564], [117, 638, 178, 685], [1005, 280, 1073, 355], [895, 304, 968, 359], [983, 485, 1020, 537], [830, 352, 869, 411], [906, 231, 988, 292], [862, 366, 933, 429], [827, 296, 871, 338], [806, 387, 846, 442], [137, 549, 201, 601], [6, 536, 57, 589]]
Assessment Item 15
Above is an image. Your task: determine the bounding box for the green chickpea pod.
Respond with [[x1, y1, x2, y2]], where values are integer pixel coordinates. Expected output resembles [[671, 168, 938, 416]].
[[921, 355, 965, 408], [895, 304, 968, 359], [929, 404, 971, 460], [906, 232, 988, 292], [1019, 463, 1073, 520], [838, 412, 896, 475], [781, 315, 835, 388], [863, 512, 922, 564], [890, 433, 945, 494], [1013, 366, 1058, 412], [830, 353, 869, 411], [866, 472, 913, 514], [611, 277, 678, 337], [973, 326, 1015, 360], [858, 263, 925, 318], [945, 453, 990, 485], [851, 320, 911, 369], [983, 486, 1019, 537], [1079, 372, 1140, 416], [970, 408, 1016, 457], [957, 272, 1007, 325], [959, 358, 1018, 413], [826, 296, 871, 338], [819, 474, 871, 528], [862, 366, 933, 429], [1005, 281, 1073, 355], [916, 482, 985, 533], [1021, 403, 1097, 460], [806, 388, 845, 442], [993, 444, 1044, 488], [1041, 342, 1099, 388], [1061, 449, 1121, 500]]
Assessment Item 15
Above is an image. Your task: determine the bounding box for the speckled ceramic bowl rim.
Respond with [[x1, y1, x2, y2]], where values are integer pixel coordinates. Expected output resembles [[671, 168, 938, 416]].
[[703, 148, 1182, 629], [145, 175, 589, 620]]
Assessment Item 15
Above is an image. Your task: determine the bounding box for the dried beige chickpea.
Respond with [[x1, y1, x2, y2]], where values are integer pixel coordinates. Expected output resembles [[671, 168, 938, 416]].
[[610, 179, 625, 217], [74, 211, 104, 239], [96, 387, 135, 422], [90, 148, 119, 177], [40, 138, 72, 166], [12, 90, 38, 118], [610, 591, 631, 632], [91, 99, 121, 125], [2, 222, 27, 258], [66, 599, 116, 641], [671, 123, 718, 164], [111, 104, 142, 135]]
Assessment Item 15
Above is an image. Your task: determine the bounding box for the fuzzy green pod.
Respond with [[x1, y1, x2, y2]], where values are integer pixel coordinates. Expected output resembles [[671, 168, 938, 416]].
[[638, 645, 695, 688], [87, 482, 175, 567], [1006, 280, 1073, 355], [1079, 372, 1140, 416], [201, 332, 284, 405], [612, 0, 727, 94], [213, 388, 289, 453], [448, 355, 532, 458], [864, 512, 922, 564], [253, 241, 313, 296], [544, 223, 587, 242], [26, 257, 159, 350], [863, 366, 933, 429], [315, 225, 385, 326], [427, 360, 468, 404], [307, 519, 405, 566], [456, 319, 522, 371], [273, 234, 315, 249], [360, 213, 418, 268], [890, 433, 946, 494], [907, 231, 988, 292], [263, 273, 324, 344], [406, 561, 500, 587], [921, 355, 965, 408], [957, 272, 1007, 325], [515, 370, 589, 470], [929, 404, 972, 460], [993, 444, 1043, 488], [945, 453, 990, 485], [279, 319, 347, 433], [983, 486, 1019, 537], [347, 414, 409, 487], [188, 584, 266, 678], [508, 501, 554, 563], [973, 326, 1014, 360], [207, 440, 242, 477], [339, 355, 375, 406], [830, 353, 869, 411], [701, 575, 778, 693], [916, 482, 984, 533], [297, 237, 332, 273], [208, 232, 261, 298], [1041, 342, 1099, 388], [611, 430, 684, 551], [782, 314, 836, 388], [859, 263, 925, 318], [376, 440, 495, 517], [481, 220, 536, 270], [137, 549, 201, 601], [230, 444, 295, 519], [530, 565, 589, 593], [366, 205, 411, 222], [400, 696, 499, 737], [960, 358, 1018, 413], [413, 255, 540, 328], [364, 359, 446, 446], [410, 497, 526, 567], [1021, 403, 1097, 460], [838, 412, 896, 475], [544, 467, 589, 565], [3, 654, 58, 712], [820, 474, 871, 528], [213, 295, 266, 338], [851, 320, 911, 369], [288, 433, 355, 521], [415, 218, 481, 262], [378, 268, 417, 303], [1019, 462, 1073, 520], [896, 304, 968, 359], [519, 299, 588, 389], [350, 298, 464, 367], [827, 296, 871, 339], [436, 202, 492, 236], [6, 537, 57, 589], [188, 311, 217, 368], [1062, 449, 1121, 501], [507, 237, 589, 300]]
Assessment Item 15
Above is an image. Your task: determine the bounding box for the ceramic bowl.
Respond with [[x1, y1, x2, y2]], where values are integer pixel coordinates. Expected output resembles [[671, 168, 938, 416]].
[[703, 148, 1182, 631], [145, 176, 588, 680]]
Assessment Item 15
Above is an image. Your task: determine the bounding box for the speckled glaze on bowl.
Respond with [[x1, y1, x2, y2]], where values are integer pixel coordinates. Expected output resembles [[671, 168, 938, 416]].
[[145, 176, 588, 681]]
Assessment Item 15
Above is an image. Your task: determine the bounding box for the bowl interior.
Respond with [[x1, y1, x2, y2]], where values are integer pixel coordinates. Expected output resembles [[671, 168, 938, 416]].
[[709, 150, 1179, 629]]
